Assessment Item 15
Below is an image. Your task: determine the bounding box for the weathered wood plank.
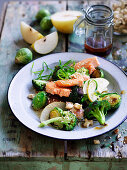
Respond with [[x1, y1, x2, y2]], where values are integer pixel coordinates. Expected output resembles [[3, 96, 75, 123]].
[[0, 160, 127, 170], [0, 1, 66, 158], [0, 2, 8, 38], [67, 0, 127, 160]]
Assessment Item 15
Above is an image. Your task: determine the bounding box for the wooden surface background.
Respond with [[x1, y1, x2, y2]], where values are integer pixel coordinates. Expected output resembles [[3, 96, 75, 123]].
[[0, 0, 127, 169]]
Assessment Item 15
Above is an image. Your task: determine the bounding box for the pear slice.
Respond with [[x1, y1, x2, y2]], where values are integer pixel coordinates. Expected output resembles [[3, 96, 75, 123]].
[[40, 102, 66, 122], [51, 11, 83, 34], [20, 21, 43, 44], [31, 32, 58, 54]]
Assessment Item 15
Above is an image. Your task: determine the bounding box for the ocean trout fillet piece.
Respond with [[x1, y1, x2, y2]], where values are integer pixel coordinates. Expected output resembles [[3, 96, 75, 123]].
[[74, 57, 100, 74], [70, 72, 90, 81], [55, 78, 84, 87], [46, 82, 71, 97]]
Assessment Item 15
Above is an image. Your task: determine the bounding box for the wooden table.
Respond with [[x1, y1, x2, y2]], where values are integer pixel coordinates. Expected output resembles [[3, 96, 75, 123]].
[[0, 0, 127, 169]]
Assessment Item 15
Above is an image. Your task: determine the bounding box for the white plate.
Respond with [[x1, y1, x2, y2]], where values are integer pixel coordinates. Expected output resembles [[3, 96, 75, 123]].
[[8, 52, 127, 140]]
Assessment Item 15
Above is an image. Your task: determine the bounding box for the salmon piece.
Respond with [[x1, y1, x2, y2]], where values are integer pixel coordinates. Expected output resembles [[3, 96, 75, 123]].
[[70, 72, 90, 81], [85, 62, 96, 74], [74, 57, 100, 74], [55, 72, 90, 88], [46, 82, 71, 97], [55, 78, 84, 87]]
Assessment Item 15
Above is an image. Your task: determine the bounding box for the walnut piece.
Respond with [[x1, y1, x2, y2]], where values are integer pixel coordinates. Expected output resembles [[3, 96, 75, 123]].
[[27, 94, 35, 99], [65, 102, 74, 109], [94, 140, 100, 145], [113, 1, 127, 33], [82, 118, 93, 128], [74, 103, 82, 110]]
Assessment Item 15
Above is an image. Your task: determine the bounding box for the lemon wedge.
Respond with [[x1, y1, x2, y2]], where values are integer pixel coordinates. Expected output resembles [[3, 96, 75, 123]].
[[83, 78, 109, 95], [87, 80, 98, 102]]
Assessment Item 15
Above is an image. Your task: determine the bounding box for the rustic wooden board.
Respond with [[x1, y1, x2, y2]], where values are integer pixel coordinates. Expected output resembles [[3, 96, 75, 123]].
[[0, 1, 66, 158], [0, 160, 127, 170], [0, 0, 127, 166], [67, 0, 127, 160]]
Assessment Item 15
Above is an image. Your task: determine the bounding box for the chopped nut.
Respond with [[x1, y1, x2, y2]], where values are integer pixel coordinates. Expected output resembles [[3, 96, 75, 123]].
[[113, 1, 127, 33], [65, 102, 74, 109], [94, 140, 100, 145], [123, 136, 127, 144], [28, 94, 35, 99], [121, 90, 126, 94], [117, 134, 122, 140], [114, 128, 119, 134], [74, 103, 82, 110], [82, 118, 93, 128]]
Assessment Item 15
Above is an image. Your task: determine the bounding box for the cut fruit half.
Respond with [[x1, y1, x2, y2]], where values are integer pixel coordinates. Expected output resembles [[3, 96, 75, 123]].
[[31, 32, 58, 54], [51, 11, 83, 34], [20, 21, 43, 44], [87, 80, 98, 102], [40, 102, 66, 122], [83, 78, 109, 94]]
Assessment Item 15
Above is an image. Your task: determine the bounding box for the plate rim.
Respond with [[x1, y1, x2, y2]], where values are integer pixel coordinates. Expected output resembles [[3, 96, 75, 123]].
[[8, 52, 127, 140]]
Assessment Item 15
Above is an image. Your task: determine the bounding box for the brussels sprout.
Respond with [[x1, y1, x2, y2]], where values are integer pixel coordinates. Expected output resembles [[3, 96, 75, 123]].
[[100, 93, 121, 109], [91, 67, 104, 78], [40, 16, 53, 31], [15, 48, 32, 64], [36, 9, 50, 21], [32, 79, 48, 91], [32, 91, 47, 110], [49, 107, 63, 119]]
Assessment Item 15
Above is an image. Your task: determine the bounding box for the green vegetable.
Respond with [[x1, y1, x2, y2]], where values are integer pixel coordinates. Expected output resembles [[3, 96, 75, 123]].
[[69, 86, 83, 103], [52, 60, 75, 80], [99, 93, 121, 109], [39, 108, 77, 131], [52, 66, 60, 80], [49, 107, 62, 118], [32, 62, 53, 81], [32, 79, 47, 91], [77, 67, 89, 76], [91, 67, 104, 78], [84, 100, 111, 125], [81, 94, 90, 107], [36, 9, 50, 21], [32, 91, 47, 110], [15, 48, 32, 64], [40, 16, 53, 31]]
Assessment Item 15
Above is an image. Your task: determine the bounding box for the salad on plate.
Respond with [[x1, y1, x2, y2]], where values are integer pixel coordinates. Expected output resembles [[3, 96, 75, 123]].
[[28, 56, 121, 131]]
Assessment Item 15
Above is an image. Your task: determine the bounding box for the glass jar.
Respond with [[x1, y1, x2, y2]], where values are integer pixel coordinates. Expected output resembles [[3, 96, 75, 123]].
[[74, 5, 114, 57]]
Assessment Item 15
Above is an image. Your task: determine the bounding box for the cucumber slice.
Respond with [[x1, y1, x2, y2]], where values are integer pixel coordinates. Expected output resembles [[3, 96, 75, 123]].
[[87, 80, 98, 102]]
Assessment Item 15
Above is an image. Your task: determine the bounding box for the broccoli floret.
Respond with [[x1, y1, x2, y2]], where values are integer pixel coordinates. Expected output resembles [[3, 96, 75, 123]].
[[77, 67, 89, 76], [84, 100, 111, 125], [69, 86, 83, 103], [39, 107, 77, 131], [32, 79, 47, 91]]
